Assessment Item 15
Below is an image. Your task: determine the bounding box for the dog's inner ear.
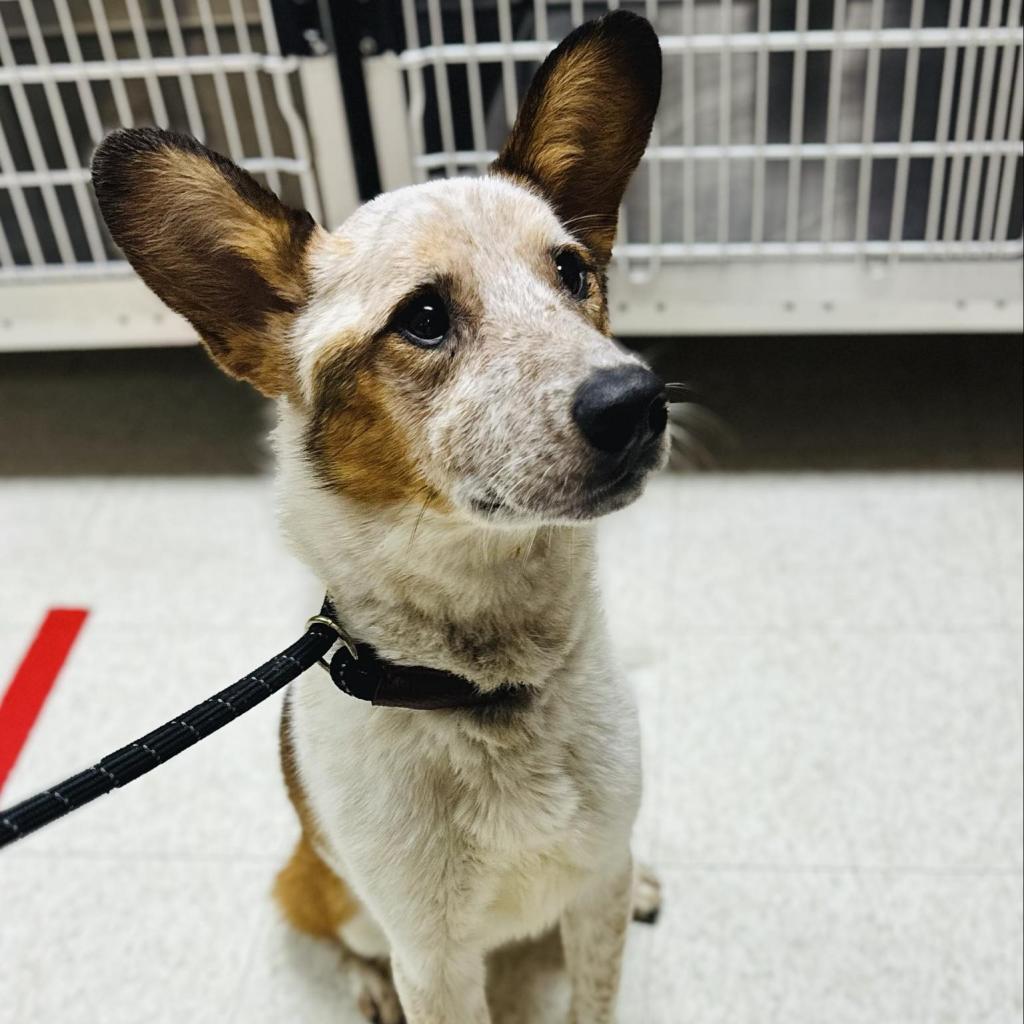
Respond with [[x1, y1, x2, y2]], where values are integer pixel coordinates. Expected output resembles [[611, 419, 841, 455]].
[[92, 128, 318, 397], [492, 11, 661, 265]]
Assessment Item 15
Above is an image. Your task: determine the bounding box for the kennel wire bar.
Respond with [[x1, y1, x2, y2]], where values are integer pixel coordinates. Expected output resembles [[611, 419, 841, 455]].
[[362, 0, 1024, 334], [0, 0, 358, 350]]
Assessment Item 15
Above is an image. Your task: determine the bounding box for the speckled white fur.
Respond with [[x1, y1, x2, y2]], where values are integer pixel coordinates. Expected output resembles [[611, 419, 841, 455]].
[[269, 175, 666, 1024], [292, 177, 651, 527]]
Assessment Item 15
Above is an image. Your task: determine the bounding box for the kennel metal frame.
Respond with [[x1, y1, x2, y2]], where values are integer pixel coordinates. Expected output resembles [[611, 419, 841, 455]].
[[0, 1, 1022, 350]]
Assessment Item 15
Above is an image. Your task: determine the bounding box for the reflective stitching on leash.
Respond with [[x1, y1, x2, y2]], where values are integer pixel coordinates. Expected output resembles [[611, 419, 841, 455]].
[[172, 719, 201, 741], [133, 742, 161, 764], [213, 696, 237, 716]]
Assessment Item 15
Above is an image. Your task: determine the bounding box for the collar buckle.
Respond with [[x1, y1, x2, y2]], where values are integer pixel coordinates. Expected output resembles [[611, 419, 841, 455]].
[[305, 612, 359, 665]]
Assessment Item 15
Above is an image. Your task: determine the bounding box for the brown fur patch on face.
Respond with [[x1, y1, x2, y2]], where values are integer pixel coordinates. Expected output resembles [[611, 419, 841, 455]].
[[592, 276, 611, 335], [491, 11, 661, 265], [275, 697, 358, 938], [92, 128, 317, 398], [304, 333, 450, 511]]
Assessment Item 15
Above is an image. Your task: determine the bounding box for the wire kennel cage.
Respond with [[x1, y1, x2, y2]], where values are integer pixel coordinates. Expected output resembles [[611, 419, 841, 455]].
[[1, 0, 1021, 349], [363, 0, 1024, 333], [0, 0, 358, 349]]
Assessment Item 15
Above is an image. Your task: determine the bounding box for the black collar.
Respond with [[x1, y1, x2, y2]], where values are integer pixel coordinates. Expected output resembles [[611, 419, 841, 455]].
[[310, 599, 531, 712]]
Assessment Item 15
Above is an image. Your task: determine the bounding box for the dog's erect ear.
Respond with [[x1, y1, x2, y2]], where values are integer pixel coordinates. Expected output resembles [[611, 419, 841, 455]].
[[491, 11, 661, 265], [92, 128, 318, 397]]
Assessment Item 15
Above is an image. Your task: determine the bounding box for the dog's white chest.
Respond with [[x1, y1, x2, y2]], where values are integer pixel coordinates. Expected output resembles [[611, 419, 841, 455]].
[[452, 757, 592, 940], [292, 628, 642, 955], [481, 846, 589, 943]]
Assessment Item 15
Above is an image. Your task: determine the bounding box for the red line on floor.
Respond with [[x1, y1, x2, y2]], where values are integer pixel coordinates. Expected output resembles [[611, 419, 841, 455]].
[[0, 608, 89, 795]]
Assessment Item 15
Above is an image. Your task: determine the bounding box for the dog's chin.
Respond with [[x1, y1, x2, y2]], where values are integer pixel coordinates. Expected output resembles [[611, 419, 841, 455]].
[[462, 439, 667, 527]]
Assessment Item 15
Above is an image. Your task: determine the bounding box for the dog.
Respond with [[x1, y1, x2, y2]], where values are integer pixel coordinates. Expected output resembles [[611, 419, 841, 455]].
[[92, 12, 665, 1022]]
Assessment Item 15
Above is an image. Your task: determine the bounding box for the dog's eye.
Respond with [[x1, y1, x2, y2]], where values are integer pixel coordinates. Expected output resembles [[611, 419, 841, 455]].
[[394, 290, 450, 347], [554, 249, 588, 299]]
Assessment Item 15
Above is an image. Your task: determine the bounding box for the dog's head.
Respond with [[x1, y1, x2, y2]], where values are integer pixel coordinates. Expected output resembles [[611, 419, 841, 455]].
[[93, 12, 664, 525]]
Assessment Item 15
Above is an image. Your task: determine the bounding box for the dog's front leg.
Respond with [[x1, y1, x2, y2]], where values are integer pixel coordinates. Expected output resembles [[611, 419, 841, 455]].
[[391, 946, 490, 1024], [561, 856, 634, 1024]]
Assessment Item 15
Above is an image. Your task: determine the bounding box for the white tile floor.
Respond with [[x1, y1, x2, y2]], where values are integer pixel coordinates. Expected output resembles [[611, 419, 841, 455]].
[[0, 339, 1021, 1023]]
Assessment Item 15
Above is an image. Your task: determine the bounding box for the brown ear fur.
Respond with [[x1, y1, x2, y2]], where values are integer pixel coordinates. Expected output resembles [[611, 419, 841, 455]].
[[491, 11, 661, 264], [92, 128, 317, 397]]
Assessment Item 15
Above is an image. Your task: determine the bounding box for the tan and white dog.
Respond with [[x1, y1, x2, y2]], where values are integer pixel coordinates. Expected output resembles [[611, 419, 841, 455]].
[[93, 12, 665, 1023]]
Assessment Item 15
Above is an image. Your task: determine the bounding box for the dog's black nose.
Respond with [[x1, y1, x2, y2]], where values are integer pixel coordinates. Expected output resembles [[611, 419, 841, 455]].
[[572, 365, 667, 454]]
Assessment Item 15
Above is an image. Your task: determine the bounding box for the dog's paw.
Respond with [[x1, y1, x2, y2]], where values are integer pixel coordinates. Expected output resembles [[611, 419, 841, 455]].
[[632, 862, 662, 925], [349, 956, 405, 1024]]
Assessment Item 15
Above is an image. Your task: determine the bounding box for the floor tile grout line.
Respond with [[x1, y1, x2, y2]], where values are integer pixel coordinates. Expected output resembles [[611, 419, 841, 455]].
[[977, 474, 1024, 634], [224, 900, 275, 1024], [1, 850, 285, 864], [646, 626, 1021, 636], [650, 861, 1024, 877], [631, 484, 688, 1024]]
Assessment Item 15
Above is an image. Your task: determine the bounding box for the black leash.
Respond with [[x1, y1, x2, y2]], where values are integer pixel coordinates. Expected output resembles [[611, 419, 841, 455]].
[[0, 610, 338, 850], [0, 599, 529, 850]]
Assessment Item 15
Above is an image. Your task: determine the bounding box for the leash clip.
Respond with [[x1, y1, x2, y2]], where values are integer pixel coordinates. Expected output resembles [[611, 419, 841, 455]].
[[305, 612, 359, 668]]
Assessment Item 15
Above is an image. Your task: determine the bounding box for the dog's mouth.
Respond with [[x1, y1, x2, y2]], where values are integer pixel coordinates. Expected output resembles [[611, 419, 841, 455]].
[[470, 494, 507, 516], [574, 437, 666, 516], [467, 434, 666, 524]]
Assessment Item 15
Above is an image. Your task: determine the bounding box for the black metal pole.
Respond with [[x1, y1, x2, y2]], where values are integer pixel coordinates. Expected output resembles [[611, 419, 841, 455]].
[[324, 0, 385, 199], [271, 0, 385, 201]]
